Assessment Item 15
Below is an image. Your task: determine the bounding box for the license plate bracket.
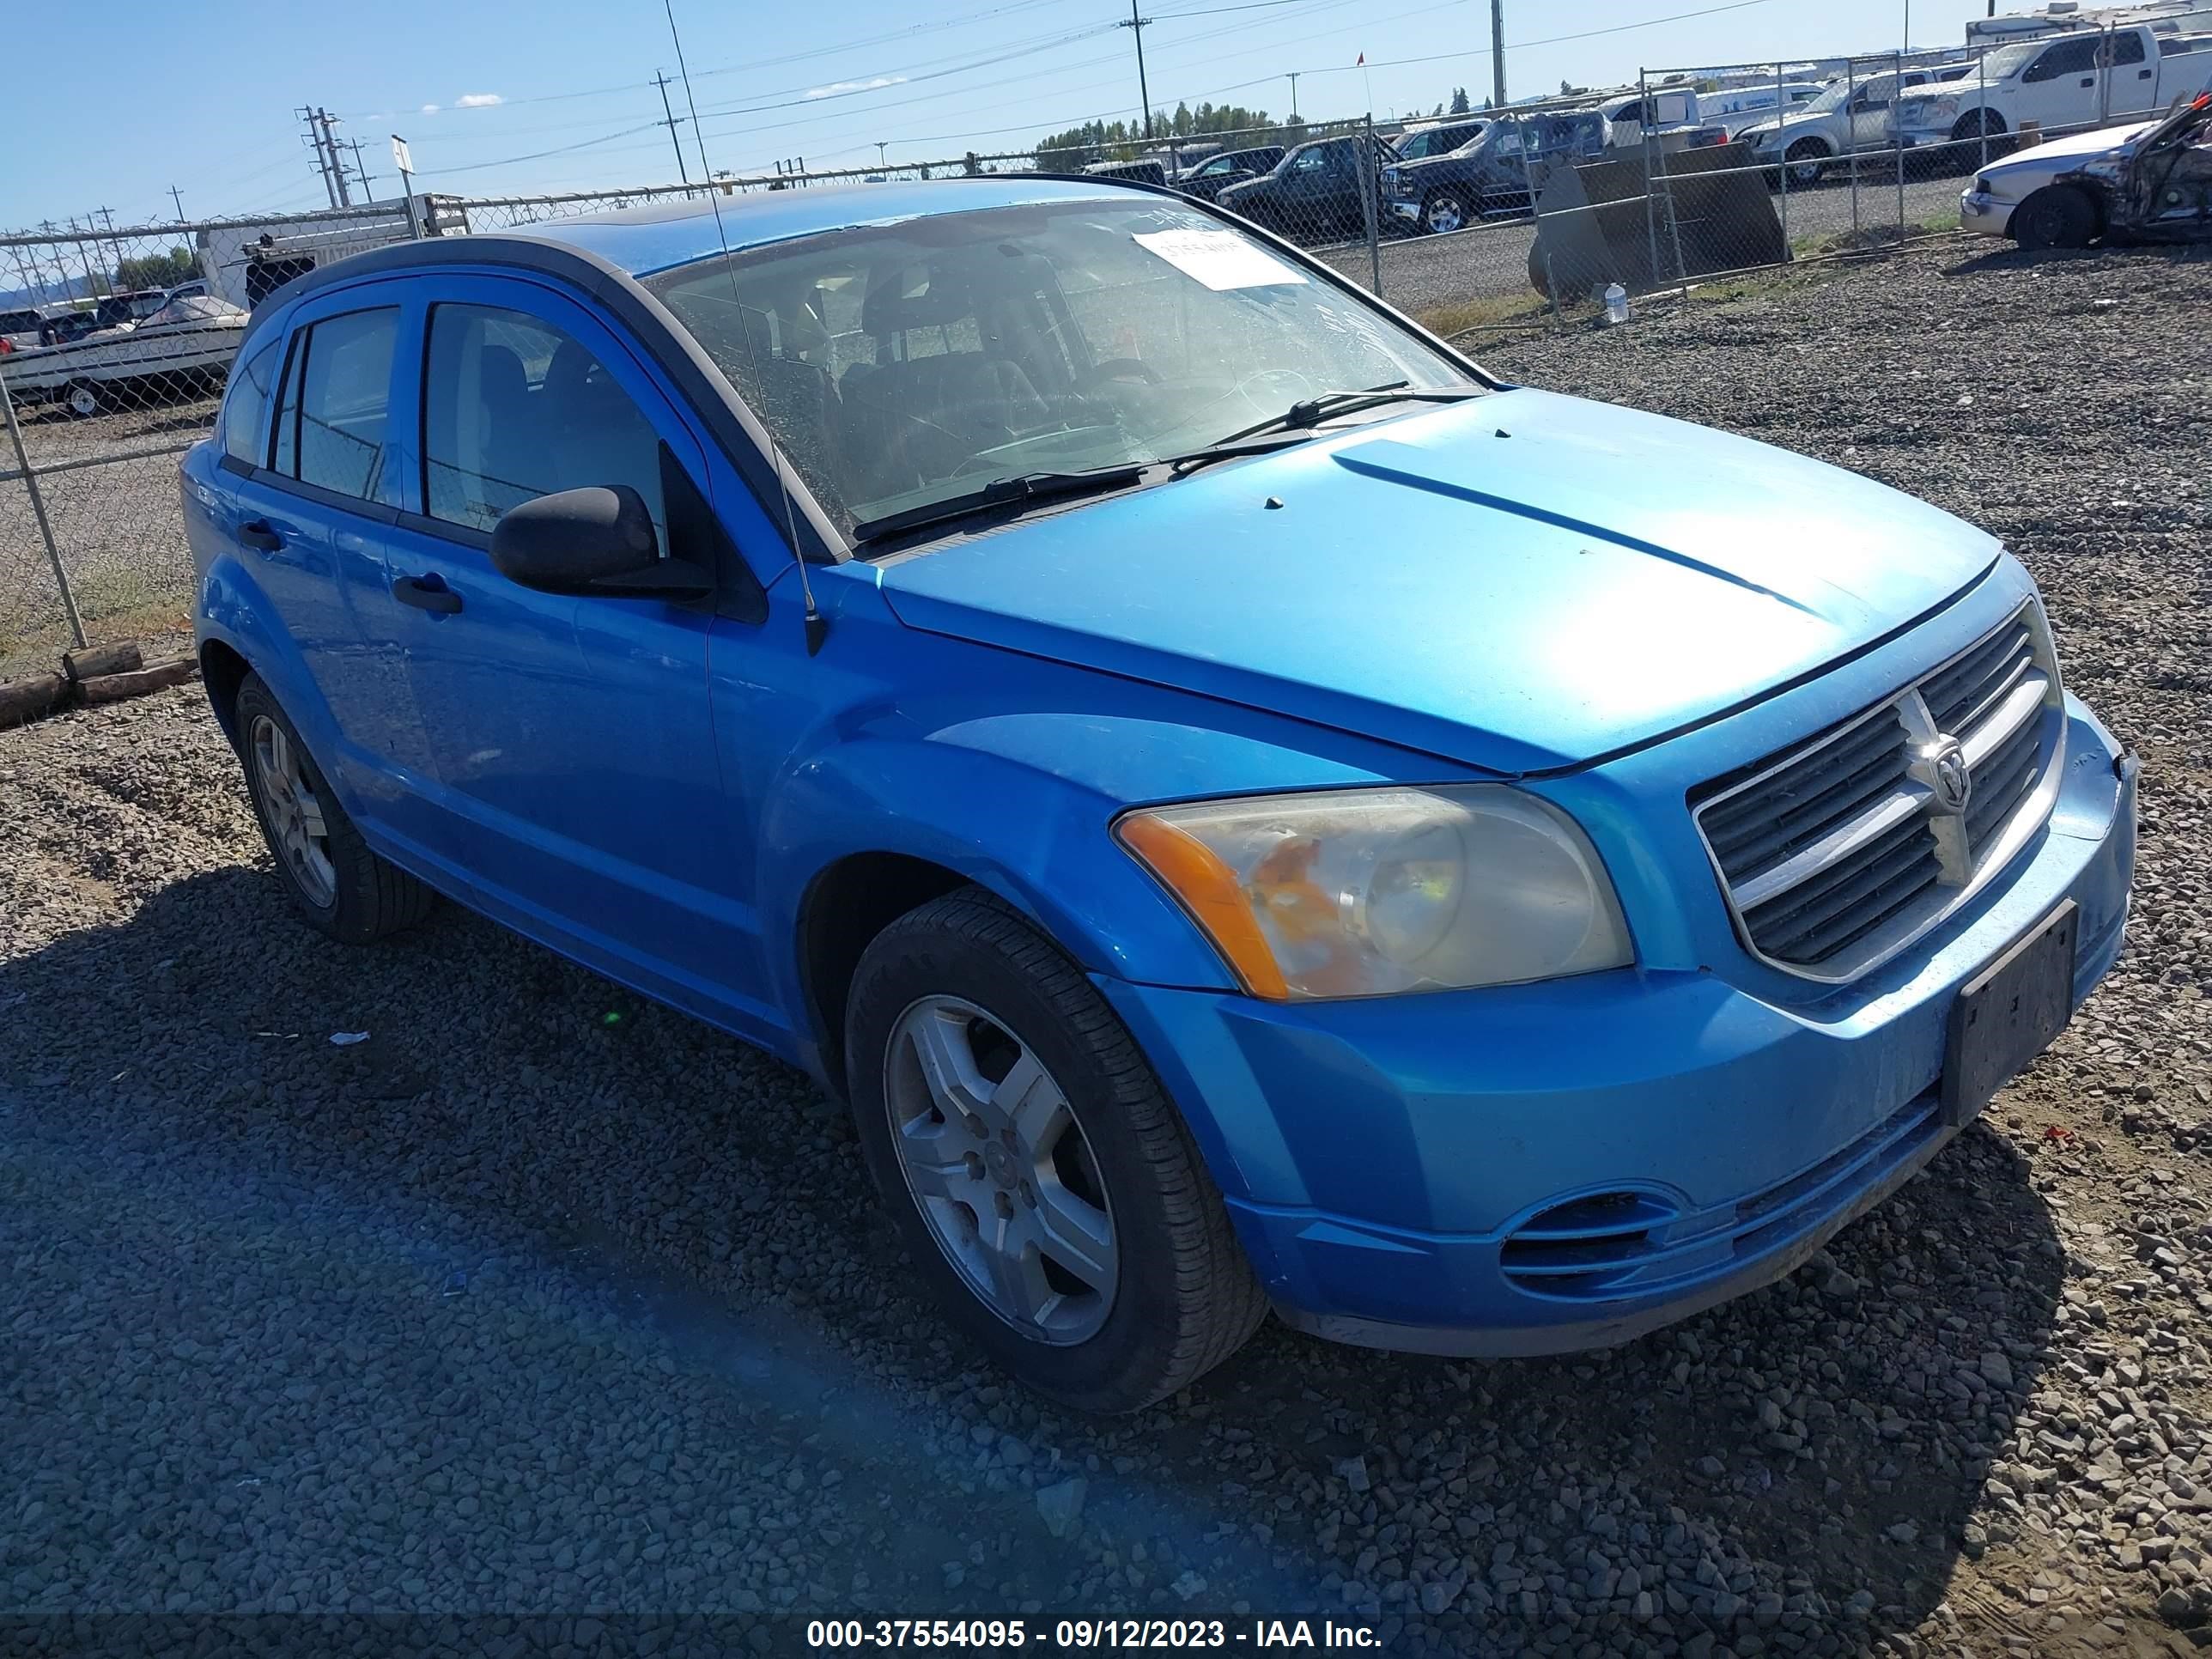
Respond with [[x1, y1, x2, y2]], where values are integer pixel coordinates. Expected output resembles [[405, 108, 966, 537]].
[[1941, 899, 2078, 1130]]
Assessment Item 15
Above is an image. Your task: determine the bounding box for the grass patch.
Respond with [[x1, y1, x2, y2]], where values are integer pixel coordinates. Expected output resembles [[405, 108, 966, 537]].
[[0, 568, 191, 684]]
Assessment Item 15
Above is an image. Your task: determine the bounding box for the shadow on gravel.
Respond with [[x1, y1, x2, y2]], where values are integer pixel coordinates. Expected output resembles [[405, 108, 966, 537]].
[[2, 865, 2065, 1649], [1942, 241, 2212, 280]]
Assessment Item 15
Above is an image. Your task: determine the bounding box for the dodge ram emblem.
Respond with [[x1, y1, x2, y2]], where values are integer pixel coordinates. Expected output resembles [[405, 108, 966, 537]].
[[1924, 737, 1972, 816]]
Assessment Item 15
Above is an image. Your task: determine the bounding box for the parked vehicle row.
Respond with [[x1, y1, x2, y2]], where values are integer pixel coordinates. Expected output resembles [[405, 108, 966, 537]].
[[1893, 24, 2212, 155], [186, 172, 2133, 1414]]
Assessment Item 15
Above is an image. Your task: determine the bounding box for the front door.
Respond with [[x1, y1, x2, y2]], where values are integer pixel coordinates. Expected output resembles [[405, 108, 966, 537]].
[[2020, 35, 2105, 131], [374, 276, 770, 1033]]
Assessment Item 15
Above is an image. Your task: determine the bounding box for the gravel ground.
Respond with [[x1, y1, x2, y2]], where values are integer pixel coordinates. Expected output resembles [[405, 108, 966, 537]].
[[4, 238, 2212, 1658]]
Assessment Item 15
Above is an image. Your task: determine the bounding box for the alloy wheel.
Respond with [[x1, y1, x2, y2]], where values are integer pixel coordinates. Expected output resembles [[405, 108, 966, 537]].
[[250, 714, 338, 909], [1425, 194, 1466, 234], [883, 994, 1118, 1345]]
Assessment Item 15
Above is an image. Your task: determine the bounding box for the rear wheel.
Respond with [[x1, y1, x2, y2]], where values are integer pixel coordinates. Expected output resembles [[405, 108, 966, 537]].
[[2012, 184, 2097, 251], [845, 888, 1267, 1413], [234, 673, 435, 944], [62, 380, 100, 419]]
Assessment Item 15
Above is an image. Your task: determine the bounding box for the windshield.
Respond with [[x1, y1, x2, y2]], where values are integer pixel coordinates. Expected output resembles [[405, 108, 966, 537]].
[[1801, 79, 1855, 113], [1398, 124, 1481, 159], [646, 197, 1476, 542]]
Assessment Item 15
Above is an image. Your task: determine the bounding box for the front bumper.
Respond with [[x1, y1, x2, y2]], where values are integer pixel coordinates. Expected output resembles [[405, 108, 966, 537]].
[[1100, 697, 2135, 1358], [1389, 198, 1422, 223], [1961, 186, 2015, 236]]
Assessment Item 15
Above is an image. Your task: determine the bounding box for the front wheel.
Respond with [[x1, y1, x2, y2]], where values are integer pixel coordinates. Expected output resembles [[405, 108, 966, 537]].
[[2011, 184, 2097, 251], [62, 380, 100, 419], [1781, 139, 1829, 189], [845, 889, 1266, 1413], [1422, 190, 1469, 234]]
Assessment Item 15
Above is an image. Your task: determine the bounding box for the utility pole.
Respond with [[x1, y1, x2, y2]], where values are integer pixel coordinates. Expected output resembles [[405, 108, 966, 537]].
[[300, 106, 339, 207], [168, 185, 185, 222], [1490, 0, 1508, 112], [95, 207, 125, 291], [307, 108, 354, 207], [1286, 70, 1300, 119], [652, 70, 691, 185], [64, 218, 102, 299], [876, 141, 889, 167], [347, 137, 378, 201], [1121, 0, 1154, 140]]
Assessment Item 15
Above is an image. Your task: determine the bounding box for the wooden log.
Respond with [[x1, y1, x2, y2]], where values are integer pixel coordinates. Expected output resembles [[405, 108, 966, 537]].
[[75, 658, 200, 706], [61, 641, 144, 683], [0, 672, 70, 726]]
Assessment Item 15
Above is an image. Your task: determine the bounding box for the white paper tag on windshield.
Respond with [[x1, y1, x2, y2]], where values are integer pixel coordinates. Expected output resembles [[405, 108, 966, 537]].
[[1133, 228, 1309, 291]]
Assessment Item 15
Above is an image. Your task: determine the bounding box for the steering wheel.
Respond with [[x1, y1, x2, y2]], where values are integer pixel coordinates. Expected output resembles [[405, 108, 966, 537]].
[[1078, 358, 1163, 392]]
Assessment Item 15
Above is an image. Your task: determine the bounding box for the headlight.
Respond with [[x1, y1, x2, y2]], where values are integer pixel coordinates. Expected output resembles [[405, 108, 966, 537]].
[[1116, 786, 1633, 1000], [1915, 96, 1960, 123]]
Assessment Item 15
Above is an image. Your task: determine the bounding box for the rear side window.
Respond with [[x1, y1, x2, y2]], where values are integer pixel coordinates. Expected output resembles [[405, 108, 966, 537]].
[[2111, 33, 2146, 66], [222, 337, 279, 465], [271, 307, 398, 501], [421, 302, 665, 547]]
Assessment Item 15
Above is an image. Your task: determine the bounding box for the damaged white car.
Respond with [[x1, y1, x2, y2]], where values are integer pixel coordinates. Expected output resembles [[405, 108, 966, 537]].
[[1963, 93, 2212, 249]]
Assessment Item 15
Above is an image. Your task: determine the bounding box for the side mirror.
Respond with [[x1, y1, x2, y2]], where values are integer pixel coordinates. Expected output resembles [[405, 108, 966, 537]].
[[489, 485, 712, 599]]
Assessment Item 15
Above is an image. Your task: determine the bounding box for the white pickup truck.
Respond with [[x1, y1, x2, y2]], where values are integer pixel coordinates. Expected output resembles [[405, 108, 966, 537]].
[[1736, 67, 1972, 186], [1893, 25, 2212, 155]]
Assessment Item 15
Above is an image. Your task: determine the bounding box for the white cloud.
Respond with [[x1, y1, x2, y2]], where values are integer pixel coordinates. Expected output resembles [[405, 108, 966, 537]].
[[454, 92, 504, 107], [420, 103, 441, 114], [805, 75, 905, 100]]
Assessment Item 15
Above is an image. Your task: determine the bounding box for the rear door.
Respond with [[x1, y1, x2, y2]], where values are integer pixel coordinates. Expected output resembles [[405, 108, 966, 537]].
[[213, 287, 435, 829], [375, 274, 769, 1029]]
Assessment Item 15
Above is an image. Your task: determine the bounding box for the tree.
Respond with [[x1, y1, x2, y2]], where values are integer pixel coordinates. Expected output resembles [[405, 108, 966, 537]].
[[963, 151, 982, 177], [1449, 86, 1472, 114], [114, 247, 196, 291]]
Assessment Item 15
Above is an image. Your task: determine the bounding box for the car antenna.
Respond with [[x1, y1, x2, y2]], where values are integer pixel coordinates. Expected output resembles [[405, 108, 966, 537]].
[[662, 0, 828, 656]]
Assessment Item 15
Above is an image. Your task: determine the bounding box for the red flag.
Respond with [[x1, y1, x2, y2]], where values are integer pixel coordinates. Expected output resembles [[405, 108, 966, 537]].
[[1356, 52, 1364, 64]]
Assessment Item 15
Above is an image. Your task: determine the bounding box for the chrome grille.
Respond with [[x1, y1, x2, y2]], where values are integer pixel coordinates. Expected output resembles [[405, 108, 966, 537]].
[[1692, 603, 2065, 982]]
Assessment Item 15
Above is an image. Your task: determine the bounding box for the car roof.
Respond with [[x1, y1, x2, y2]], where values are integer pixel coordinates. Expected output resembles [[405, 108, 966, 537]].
[[478, 176, 1146, 277]]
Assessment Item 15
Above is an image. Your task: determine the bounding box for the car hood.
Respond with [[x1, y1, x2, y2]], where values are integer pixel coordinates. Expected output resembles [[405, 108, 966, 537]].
[[1738, 110, 1829, 144], [875, 391, 2002, 775], [1978, 118, 2156, 175]]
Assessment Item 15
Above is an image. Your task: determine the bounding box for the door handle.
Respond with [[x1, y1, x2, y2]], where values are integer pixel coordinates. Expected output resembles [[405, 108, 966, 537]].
[[238, 520, 283, 554], [2081, 76, 2095, 87], [2138, 69, 2153, 78], [392, 574, 463, 615]]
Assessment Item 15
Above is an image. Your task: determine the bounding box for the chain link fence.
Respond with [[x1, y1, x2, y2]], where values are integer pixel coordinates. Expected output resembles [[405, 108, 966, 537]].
[[6, 15, 2209, 685]]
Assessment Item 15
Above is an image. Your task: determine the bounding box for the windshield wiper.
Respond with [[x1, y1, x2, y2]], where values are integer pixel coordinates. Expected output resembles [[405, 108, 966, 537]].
[[850, 463, 1146, 544], [1170, 382, 1486, 476]]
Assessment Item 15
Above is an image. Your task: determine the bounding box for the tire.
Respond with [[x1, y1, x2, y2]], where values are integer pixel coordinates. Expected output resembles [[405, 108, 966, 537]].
[[2011, 184, 2098, 251], [845, 888, 1267, 1413], [234, 672, 435, 944], [1952, 109, 2006, 143], [62, 380, 100, 419], [1421, 190, 1469, 234], [1782, 139, 1829, 189]]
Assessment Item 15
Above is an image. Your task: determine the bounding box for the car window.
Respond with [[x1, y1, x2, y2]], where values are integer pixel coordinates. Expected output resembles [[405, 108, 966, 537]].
[[1289, 147, 1328, 173], [273, 307, 398, 501], [2027, 38, 2100, 81], [422, 301, 665, 548], [1197, 156, 1232, 176], [2110, 33, 2146, 66], [222, 337, 280, 466]]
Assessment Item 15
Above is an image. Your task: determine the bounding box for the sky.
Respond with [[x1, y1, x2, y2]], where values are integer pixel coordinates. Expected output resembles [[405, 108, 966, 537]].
[[6, 0, 2014, 230]]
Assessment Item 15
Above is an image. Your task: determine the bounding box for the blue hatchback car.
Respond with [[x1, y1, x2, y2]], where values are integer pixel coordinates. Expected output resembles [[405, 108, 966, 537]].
[[184, 177, 2136, 1412]]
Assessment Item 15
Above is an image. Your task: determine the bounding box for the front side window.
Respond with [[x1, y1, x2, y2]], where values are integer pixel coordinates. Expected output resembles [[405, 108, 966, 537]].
[[422, 302, 665, 546], [2027, 38, 2100, 81], [274, 307, 398, 500], [222, 337, 279, 465], [646, 197, 1475, 542]]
